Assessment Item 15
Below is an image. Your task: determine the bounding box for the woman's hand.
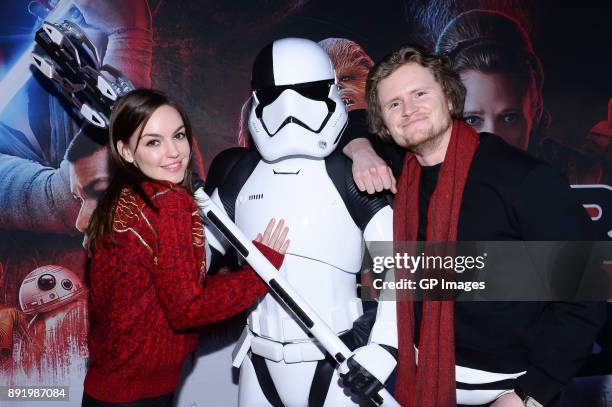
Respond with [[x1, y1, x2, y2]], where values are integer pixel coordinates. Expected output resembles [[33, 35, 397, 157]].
[[255, 218, 290, 254]]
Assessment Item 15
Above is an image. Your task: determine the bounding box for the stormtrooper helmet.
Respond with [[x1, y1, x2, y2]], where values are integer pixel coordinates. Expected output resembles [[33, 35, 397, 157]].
[[248, 38, 348, 161]]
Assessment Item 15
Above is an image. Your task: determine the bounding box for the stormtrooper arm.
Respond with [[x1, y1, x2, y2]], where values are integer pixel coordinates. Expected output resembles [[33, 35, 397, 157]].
[[339, 280, 398, 398], [363, 205, 398, 350], [340, 206, 398, 398]]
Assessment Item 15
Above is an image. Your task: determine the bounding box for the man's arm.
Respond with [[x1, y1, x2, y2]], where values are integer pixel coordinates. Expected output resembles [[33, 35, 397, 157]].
[[344, 138, 397, 194], [0, 153, 79, 233], [511, 164, 607, 405], [342, 109, 397, 194]]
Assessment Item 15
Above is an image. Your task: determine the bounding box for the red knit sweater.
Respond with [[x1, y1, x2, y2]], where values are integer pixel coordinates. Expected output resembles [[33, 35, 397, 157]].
[[83, 182, 283, 403]]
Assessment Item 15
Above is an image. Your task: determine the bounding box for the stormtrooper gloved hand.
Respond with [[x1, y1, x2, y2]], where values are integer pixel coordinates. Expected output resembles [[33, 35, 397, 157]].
[[339, 343, 398, 399]]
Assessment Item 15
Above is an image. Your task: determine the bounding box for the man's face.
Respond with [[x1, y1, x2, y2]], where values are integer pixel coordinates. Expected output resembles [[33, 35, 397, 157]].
[[378, 63, 453, 152], [69, 148, 110, 247], [461, 70, 533, 150]]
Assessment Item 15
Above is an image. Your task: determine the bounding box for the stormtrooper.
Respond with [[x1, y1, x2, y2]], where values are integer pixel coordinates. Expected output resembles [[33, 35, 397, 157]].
[[204, 38, 398, 406]]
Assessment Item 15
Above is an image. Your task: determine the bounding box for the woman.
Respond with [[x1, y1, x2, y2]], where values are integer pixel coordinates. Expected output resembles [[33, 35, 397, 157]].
[[436, 9, 545, 152], [82, 89, 289, 406]]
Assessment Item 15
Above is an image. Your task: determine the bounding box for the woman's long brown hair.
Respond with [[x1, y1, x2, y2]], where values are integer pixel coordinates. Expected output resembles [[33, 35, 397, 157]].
[[87, 89, 195, 253]]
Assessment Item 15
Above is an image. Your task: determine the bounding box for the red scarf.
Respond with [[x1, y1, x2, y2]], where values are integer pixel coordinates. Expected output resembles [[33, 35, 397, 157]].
[[393, 120, 479, 407]]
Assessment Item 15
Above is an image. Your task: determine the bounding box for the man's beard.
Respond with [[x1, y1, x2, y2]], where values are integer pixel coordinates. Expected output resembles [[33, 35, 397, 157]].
[[406, 115, 452, 157]]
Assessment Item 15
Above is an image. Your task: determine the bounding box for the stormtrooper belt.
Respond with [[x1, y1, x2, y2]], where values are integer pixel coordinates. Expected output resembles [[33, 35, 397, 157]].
[[250, 334, 328, 363], [233, 326, 335, 365]]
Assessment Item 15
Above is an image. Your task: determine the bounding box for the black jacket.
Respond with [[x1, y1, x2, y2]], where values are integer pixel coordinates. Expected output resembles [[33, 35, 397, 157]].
[[343, 109, 606, 405]]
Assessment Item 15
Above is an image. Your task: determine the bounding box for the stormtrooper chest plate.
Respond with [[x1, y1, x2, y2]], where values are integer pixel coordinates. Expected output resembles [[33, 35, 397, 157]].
[[234, 158, 363, 272]]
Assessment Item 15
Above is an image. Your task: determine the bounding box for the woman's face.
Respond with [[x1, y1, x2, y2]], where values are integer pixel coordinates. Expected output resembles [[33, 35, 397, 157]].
[[118, 105, 191, 184], [460, 70, 534, 150]]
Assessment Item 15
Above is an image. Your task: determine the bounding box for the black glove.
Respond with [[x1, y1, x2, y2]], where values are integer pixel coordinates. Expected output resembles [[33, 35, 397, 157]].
[[339, 343, 398, 399]]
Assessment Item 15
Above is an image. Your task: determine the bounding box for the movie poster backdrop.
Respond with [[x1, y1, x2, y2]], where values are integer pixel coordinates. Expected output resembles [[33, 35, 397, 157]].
[[0, 1, 609, 405]]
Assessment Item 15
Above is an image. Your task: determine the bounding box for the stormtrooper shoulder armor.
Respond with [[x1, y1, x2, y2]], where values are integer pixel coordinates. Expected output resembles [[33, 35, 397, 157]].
[[205, 147, 261, 221], [325, 151, 392, 231]]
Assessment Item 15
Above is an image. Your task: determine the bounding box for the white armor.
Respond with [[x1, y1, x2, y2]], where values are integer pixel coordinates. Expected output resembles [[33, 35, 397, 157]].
[[205, 38, 396, 407]]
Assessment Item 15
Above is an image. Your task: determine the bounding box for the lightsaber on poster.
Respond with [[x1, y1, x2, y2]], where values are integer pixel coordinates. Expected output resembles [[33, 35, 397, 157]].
[[31, 20, 134, 128], [0, 0, 73, 116], [29, 19, 401, 407]]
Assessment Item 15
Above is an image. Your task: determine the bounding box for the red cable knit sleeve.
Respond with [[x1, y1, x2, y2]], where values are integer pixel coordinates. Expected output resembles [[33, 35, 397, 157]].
[[148, 190, 284, 331]]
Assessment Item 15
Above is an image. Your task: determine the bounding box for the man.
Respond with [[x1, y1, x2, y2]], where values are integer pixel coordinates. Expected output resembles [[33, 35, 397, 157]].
[[341, 45, 604, 406]]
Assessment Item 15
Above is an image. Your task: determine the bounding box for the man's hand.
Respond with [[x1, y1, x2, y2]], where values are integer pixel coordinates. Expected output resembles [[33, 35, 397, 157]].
[[491, 391, 524, 407], [339, 343, 397, 399], [343, 138, 396, 194]]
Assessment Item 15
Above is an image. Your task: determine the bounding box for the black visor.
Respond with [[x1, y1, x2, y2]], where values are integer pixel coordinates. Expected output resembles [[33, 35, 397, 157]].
[[255, 80, 334, 107]]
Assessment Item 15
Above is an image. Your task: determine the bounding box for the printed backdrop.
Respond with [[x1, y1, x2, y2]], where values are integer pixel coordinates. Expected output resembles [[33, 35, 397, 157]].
[[0, 1, 610, 405]]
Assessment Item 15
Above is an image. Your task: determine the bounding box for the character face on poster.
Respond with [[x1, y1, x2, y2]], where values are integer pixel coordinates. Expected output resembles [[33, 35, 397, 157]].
[[68, 144, 110, 246], [319, 38, 374, 111], [435, 10, 544, 152]]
